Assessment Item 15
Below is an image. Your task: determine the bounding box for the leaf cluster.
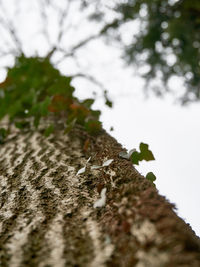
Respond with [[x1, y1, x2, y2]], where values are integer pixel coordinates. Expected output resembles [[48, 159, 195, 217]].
[[118, 0, 200, 103], [119, 142, 156, 185], [131, 142, 156, 185], [0, 55, 102, 137], [131, 142, 155, 165]]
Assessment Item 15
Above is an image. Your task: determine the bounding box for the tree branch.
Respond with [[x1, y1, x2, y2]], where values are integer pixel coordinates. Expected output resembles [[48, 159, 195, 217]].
[[0, 1, 23, 54], [55, 34, 99, 64], [71, 72, 107, 93], [56, 0, 72, 44], [38, 0, 51, 46]]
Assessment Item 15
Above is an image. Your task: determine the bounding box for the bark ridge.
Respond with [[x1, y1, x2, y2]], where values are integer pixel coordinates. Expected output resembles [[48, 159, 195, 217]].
[[0, 127, 200, 266]]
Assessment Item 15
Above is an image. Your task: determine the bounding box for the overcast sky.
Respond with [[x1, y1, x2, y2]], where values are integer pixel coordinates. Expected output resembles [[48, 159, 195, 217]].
[[0, 0, 199, 237]]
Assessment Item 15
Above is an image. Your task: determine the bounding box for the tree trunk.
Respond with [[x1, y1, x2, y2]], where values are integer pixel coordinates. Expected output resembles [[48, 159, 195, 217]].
[[0, 126, 200, 267]]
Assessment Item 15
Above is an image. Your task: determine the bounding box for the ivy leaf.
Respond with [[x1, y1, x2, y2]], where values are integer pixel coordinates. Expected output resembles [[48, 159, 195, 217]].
[[0, 128, 7, 144], [15, 121, 30, 129], [82, 98, 95, 108], [105, 98, 113, 108], [33, 116, 40, 128], [44, 124, 54, 137], [65, 118, 77, 134], [40, 97, 51, 116], [139, 142, 155, 161], [91, 110, 101, 119], [84, 120, 102, 135], [48, 95, 72, 113], [131, 151, 141, 165], [146, 172, 156, 185], [104, 90, 113, 108]]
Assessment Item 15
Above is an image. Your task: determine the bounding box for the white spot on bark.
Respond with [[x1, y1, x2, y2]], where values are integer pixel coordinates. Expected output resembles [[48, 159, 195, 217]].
[[93, 188, 107, 208], [102, 159, 114, 167], [76, 166, 86, 175], [87, 156, 91, 163]]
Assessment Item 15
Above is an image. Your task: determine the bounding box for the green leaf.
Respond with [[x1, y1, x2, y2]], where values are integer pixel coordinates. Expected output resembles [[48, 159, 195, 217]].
[[44, 124, 54, 137], [40, 97, 51, 116], [91, 109, 101, 120], [105, 98, 113, 108], [84, 120, 102, 135], [139, 142, 155, 161], [104, 90, 113, 108], [33, 116, 40, 128], [82, 98, 95, 108], [15, 121, 30, 129], [131, 151, 141, 165], [146, 172, 156, 184], [139, 142, 149, 152], [0, 128, 7, 144], [131, 142, 155, 165], [64, 118, 77, 134]]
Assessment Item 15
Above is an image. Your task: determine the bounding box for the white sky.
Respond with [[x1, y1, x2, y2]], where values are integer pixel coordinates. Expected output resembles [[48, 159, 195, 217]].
[[0, 0, 199, 237]]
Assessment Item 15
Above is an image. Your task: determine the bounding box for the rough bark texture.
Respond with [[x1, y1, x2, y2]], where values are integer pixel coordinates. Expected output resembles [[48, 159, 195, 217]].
[[0, 125, 200, 267]]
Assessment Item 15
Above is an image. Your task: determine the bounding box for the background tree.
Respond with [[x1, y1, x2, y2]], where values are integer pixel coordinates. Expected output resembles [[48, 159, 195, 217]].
[[0, 0, 113, 107], [1, 0, 200, 104], [83, 0, 200, 104]]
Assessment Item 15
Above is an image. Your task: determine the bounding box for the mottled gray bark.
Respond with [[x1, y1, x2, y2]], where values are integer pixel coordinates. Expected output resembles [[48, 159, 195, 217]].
[[0, 125, 200, 267]]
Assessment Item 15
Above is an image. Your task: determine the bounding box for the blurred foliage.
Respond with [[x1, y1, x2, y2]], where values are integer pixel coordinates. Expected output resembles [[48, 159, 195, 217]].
[[0, 127, 7, 144], [0, 55, 102, 137], [1, 0, 199, 104], [83, 0, 200, 104]]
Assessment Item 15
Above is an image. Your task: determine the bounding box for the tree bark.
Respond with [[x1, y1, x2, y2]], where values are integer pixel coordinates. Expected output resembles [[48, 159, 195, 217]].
[[0, 126, 200, 266]]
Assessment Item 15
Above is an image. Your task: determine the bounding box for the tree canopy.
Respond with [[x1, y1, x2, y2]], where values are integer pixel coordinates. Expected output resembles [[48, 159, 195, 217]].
[[0, 0, 200, 104], [83, 0, 200, 104]]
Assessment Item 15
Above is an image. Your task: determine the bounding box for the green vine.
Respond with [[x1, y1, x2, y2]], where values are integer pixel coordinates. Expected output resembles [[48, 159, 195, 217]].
[[0, 55, 102, 142], [0, 54, 157, 186]]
